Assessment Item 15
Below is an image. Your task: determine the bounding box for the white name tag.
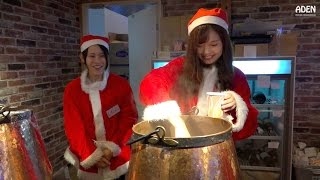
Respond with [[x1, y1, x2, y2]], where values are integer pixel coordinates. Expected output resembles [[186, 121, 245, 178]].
[[106, 105, 120, 118]]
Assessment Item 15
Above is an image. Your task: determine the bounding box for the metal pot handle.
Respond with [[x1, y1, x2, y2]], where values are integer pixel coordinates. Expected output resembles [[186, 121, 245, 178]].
[[0, 104, 11, 124], [187, 106, 199, 115], [0, 105, 30, 124], [127, 126, 178, 147]]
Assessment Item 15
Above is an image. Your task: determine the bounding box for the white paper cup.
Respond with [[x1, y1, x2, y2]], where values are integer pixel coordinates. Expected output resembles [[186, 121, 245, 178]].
[[207, 92, 225, 119]]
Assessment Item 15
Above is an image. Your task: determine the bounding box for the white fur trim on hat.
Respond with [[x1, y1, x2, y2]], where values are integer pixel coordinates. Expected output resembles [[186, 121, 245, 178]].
[[142, 100, 181, 121], [81, 39, 109, 52], [188, 16, 229, 35]]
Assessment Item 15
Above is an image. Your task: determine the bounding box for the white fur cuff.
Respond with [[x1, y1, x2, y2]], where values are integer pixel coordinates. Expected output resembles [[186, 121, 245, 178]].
[[80, 148, 104, 169], [64, 147, 79, 168], [227, 91, 249, 132], [142, 100, 181, 121]]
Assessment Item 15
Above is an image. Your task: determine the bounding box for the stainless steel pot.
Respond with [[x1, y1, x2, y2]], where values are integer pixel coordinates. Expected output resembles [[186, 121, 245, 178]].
[[127, 115, 240, 180]]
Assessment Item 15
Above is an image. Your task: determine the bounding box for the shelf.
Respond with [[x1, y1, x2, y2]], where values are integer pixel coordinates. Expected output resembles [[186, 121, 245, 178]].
[[258, 109, 280, 113], [240, 165, 281, 172], [253, 104, 284, 109], [252, 127, 280, 137], [110, 64, 129, 66], [248, 135, 281, 140]]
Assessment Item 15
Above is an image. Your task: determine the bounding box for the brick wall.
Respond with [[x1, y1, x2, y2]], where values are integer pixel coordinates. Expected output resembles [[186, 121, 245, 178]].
[[162, 0, 320, 146], [0, 0, 81, 172]]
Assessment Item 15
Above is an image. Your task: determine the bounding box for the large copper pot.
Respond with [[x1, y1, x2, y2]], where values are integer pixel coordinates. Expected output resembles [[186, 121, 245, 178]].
[[0, 106, 52, 180], [127, 115, 240, 180]]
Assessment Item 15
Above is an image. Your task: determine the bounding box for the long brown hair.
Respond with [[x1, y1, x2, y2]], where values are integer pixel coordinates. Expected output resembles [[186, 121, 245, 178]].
[[172, 24, 234, 106]]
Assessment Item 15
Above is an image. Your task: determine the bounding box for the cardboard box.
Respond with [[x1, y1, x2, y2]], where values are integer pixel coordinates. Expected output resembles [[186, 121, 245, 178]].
[[159, 15, 192, 51], [156, 51, 186, 59], [108, 32, 128, 42], [234, 32, 298, 57], [109, 41, 128, 65], [268, 32, 298, 56], [234, 44, 269, 57]]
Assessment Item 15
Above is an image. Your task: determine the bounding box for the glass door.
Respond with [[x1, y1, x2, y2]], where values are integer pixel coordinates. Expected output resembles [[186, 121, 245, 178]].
[[233, 57, 295, 180]]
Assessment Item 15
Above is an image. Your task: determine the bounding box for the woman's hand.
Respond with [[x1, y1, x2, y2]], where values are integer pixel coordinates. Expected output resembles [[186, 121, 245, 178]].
[[102, 148, 113, 161], [96, 148, 113, 168], [221, 92, 236, 112], [96, 156, 110, 168]]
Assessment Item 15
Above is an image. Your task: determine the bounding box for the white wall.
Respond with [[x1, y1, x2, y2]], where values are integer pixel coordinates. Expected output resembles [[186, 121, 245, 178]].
[[128, 5, 158, 117], [88, 8, 106, 36], [87, 8, 128, 37], [104, 9, 128, 35]]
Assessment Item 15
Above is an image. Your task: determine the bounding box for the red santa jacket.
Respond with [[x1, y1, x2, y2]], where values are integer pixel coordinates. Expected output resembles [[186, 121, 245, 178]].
[[140, 57, 258, 140], [63, 69, 138, 179]]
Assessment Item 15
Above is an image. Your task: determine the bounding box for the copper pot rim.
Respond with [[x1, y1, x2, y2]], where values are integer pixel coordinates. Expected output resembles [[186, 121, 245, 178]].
[[133, 115, 232, 139]]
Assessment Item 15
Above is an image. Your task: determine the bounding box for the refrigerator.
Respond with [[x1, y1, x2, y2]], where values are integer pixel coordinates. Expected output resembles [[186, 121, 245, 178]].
[[151, 56, 296, 179], [233, 56, 296, 180]]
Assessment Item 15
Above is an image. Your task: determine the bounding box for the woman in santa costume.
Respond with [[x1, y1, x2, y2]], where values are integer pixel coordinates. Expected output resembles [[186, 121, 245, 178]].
[[140, 8, 258, 140], [63, 35, 138, 179]]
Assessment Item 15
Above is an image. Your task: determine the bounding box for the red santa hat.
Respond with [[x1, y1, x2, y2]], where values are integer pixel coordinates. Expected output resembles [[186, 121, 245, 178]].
[[80, 35, 110, 52], [188, 8, 229, 35]]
